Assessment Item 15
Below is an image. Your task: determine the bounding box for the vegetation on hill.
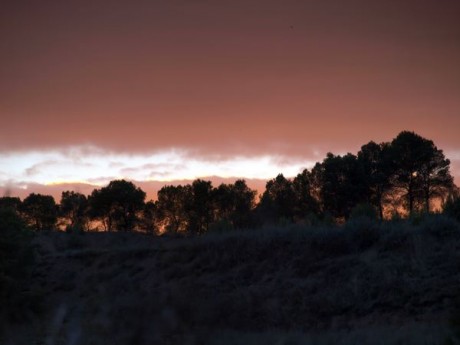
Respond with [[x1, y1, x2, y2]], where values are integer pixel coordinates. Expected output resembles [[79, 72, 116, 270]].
[[1, 215, 459, 344], [0, 206, 37, 331]]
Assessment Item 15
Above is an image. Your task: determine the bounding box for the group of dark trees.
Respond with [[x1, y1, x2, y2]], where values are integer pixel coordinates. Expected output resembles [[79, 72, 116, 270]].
[[1, 131, 459, 234], [0, 179, 257, 234], [259, 131, 457, 223]]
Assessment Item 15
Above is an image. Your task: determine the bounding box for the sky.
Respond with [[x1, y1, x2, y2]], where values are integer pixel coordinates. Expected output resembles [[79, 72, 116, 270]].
[[1, 0, 459, 200]]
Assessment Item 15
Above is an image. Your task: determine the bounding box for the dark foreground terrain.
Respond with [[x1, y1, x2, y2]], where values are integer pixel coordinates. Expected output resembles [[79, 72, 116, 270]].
[[3, 216, 460, 344]]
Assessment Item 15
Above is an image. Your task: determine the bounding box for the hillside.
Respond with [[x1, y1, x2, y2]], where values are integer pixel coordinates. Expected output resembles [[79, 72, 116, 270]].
[[3, 216, 460, 345]]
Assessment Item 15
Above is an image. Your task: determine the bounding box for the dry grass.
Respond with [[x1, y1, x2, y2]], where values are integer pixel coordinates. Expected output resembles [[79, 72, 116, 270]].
[[3, 215, 460, 344]]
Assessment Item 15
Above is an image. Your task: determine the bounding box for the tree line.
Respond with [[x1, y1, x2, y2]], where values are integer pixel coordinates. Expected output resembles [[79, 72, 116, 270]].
[[1, 131, 459, 233]]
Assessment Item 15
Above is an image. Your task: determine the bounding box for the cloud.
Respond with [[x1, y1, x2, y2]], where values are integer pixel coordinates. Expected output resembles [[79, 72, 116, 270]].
[[85, 176, 119, 185], [141, 162, 187, 171], [0, 1, 459, 160], [148, 171, 174, 179], [25, 166, 40, 177], [109, 161, 125, 168], [119, 162, 186, 177], [0, 0, 459, 189], [25, 160, 59, 176]]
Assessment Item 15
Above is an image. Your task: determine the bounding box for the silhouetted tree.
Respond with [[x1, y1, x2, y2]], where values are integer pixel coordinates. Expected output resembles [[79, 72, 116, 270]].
[[292, 169, 320, 221], [88, 189, 112, 231], [142, 200, 158, 234], [20, 193, 57, 231], [0, 196, 21, 213], [60, 191, 89, 231], [156, 185, 191, 233], [187, 179, 215, 234], [357, 141, 394, 219], [258, 174, 296, 223], [213, 183, 233, 221], [213, 179, 256, 229], [88, 180, 146, 231], [309, 162, 325, 213], [230, 179, 257, 228], [316, 153, 367, 221], [390, 131, 453, 214], [418, 146, 453, 213]]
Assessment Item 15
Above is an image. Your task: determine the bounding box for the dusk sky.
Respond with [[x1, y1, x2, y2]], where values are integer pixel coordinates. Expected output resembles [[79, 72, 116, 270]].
[[1, 0, 459, 200]]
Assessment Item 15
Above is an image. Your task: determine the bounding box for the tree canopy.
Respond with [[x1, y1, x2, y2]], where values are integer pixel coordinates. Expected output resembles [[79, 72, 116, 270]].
[[390, 131, 453, 215], [60, 191, 89, 232], [20, 193, 57, 231], [88, 180, 146, 231]]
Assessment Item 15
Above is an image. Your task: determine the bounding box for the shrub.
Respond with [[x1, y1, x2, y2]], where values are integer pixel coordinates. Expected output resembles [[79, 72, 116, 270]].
[[208, 219, 234, 233], [344, 217, 380, 251], [0, 208, 37, 326], [446, 289, 460, 343], [309, 227, 352, 256], [444, 198, 460, 222], [66, 232, 86, 250], [419, 214, 459, 239], [303, 212, 321, 226], [65, 222, 85, 234], [409, 211, 427, 226], [378, 221, 412, 252], [349, 203, 378, 221]]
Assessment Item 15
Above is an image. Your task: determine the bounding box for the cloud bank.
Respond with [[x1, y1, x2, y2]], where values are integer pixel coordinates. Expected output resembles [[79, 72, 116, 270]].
[[0, 0, 459, 196]]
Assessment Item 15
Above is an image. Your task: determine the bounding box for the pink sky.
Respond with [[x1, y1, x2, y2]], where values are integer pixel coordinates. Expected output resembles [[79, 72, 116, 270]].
[[1, 0, 459, 201]]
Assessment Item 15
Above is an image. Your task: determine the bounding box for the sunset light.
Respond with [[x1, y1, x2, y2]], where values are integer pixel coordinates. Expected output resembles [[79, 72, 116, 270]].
[[1, 1, 460, 343]]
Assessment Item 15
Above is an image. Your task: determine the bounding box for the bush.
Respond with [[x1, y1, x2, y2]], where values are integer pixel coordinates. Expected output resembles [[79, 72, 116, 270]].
[[65, 222, 85, 234], [378, 221, 412, 252], [0, 208, 36, 326], [349, 203, 378, 221], [66, 232, 86, 250], [344, 217, 380, 251], [444, 198, 460, 222], [446, 289, 460, 343], [208, 219, 234, 233], [309, 227, 352, 256], [419, 214, 459, 239], [409, 211, 427, 226]]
